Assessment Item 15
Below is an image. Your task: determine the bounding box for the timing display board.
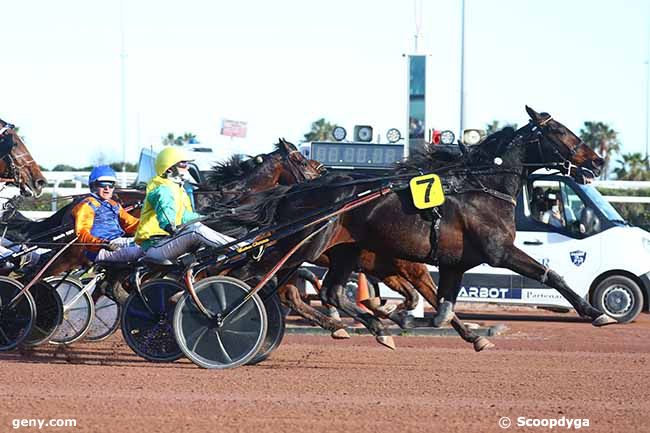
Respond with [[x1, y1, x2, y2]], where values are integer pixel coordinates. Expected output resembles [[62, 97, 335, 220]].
[[311, 141, 404, 169]]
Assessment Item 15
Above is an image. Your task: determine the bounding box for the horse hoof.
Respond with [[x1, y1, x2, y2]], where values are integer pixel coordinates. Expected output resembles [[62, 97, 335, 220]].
[[374, 304, 397, 318], [473, 337, 495, 352], [326, 306, 341, 321], [331, 328, 351, 339], [592, 314, 617, 327], [376, 335, 396, 350], [432, 301, 454, 327], [387, 309, 415, 329]]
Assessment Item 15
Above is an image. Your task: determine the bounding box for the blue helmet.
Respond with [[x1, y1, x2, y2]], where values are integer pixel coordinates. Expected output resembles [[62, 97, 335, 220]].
[[88, 165, 117, 185]]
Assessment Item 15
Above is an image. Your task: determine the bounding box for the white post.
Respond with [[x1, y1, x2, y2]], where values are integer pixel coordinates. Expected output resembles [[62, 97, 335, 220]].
[[52, 180, 60, 212], [459, 0, 467, 136]]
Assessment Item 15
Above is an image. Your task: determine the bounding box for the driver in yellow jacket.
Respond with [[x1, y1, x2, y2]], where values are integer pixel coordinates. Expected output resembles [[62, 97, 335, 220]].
[[135, 147, 234, 262]]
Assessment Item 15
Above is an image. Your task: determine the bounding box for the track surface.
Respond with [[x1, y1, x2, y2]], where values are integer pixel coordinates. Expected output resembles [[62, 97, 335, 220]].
[[1, 310, 649, 433]]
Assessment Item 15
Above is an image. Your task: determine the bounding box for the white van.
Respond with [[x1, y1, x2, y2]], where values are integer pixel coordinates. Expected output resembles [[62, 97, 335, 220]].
[[447, 173, 650, 323]]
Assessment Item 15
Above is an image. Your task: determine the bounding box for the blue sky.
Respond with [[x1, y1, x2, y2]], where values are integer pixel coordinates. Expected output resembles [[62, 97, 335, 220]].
[[2, 0, 649, 167]]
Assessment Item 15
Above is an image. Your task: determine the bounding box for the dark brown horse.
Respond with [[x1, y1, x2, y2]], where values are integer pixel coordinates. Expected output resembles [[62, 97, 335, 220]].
[[0, 119, 47, 197], [199, 145, 493, 349], [219, 106, 613, 348]]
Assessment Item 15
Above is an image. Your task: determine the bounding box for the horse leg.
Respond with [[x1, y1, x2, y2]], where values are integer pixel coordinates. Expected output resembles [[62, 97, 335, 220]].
[[296, 267, 340, 320], [500, 246, 616, 326], [392, 262, 494, 352], [322, 248, 395, 349], [431, 266, 465, 328], [276, 283, 350, 339]]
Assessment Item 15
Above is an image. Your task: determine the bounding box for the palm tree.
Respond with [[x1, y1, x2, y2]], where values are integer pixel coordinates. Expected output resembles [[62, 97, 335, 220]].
[[181, 132, 198, 144], [613, 152, 650, 181], [162, 132, 197, 146], [579, 121, 620, 180], [303, 118, 336, 142]]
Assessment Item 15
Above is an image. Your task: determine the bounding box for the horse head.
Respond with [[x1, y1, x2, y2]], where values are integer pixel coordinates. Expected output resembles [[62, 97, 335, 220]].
[[0, 119, 47, 197], [525, 106, 604, 179], [206, 139, 324, 203], [275, 137, 325, 183]]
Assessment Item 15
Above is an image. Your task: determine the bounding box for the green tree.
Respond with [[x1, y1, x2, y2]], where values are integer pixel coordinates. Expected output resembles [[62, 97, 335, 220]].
[[109, 161, 138, 172], [162, 132, 197, 146], [51, 164, 77, 171], [303, 118, 336, 142], [613, 152, 650, 181], [485, 120, 518, 135], [579, 121, 620, 180]]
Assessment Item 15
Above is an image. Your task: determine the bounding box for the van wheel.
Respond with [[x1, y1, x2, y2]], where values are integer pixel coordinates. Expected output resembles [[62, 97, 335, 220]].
[[592, 275, 643, 324]]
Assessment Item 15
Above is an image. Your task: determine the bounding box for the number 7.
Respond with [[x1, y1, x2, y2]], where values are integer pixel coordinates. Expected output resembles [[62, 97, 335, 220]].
[[415, 177, 435, 203]]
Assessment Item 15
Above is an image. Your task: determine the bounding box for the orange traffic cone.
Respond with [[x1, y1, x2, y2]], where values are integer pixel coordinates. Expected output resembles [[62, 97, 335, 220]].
[[357, 273, 378, 312]]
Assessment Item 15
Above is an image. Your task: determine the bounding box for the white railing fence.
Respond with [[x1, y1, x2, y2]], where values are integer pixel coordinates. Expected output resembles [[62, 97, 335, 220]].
[[41, 171, 138, 211]]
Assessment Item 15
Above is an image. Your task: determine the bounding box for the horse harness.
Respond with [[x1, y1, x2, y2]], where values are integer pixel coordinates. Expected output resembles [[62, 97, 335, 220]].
[[0, 124, 30, 186]]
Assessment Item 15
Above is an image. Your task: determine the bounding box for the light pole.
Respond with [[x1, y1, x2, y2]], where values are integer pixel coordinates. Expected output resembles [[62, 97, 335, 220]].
[[459, 0, 467, 136], [645, 57, 650, 161], [120, 0, 127, 187]]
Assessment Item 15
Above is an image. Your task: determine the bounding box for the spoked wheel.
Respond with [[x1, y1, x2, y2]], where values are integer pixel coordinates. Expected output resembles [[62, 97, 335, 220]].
[[121, 279, 183, 362], [173, 276, 267, 369], [86, 295, 121, 342], [0, 276, 36, 351], [48, 277, 95, 345], [22, 280, 64, 347], [247, 293, 285, 365]]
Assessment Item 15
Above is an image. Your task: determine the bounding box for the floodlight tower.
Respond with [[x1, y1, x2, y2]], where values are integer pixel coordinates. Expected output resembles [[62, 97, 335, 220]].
[[405, 0, 426, 159]]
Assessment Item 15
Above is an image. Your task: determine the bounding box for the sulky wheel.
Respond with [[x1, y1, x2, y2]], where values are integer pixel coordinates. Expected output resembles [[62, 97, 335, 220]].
[[173, 276, 267, 369], [0, 276, 36, 351], [247, 292, 285, 365], [121, 279, 183, 362], [21, 280, 64, 347], [85, 295, 121, 342], [48, 277, 95, 345]]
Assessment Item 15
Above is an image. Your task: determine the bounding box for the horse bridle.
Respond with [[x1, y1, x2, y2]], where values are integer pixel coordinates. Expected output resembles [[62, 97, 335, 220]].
[[286, 149, 321, 182], [0, 124, 24, 186], [521, 118, 596, 178]]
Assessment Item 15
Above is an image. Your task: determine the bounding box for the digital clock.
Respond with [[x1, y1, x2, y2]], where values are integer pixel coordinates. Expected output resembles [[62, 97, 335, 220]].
[[311, 141, 404, 169]]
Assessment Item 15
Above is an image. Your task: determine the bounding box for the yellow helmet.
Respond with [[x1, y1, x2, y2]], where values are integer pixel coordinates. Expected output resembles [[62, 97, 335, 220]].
[[155, 147, 192, 176]]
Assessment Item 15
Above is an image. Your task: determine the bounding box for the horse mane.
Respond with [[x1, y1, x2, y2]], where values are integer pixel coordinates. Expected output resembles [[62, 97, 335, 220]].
[[273, 138, 297, 152], [210, 174, 353, 236], [210, 184, 293, 237], [205, 138, 296, 187], [396, 127, 517, 173], [206, 154, 252, 186]]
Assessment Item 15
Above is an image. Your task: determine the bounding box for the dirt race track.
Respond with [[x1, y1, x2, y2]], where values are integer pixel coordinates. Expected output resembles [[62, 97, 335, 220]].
[[1, 310, 650, 433]]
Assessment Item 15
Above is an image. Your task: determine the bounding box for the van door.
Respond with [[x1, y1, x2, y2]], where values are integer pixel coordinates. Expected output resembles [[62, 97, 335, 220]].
[[515, 178, 601, 307]]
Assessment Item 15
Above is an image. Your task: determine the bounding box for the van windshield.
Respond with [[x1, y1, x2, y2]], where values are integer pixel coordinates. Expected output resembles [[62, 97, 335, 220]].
[[579, 184, 625, 222]]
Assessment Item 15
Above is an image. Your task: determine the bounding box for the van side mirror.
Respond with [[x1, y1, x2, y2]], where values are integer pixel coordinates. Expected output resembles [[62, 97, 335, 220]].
[[579, 207, 600, 235]]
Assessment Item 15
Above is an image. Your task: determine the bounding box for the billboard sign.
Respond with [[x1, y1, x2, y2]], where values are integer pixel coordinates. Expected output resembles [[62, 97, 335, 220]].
[[221, 119, 247, 138]]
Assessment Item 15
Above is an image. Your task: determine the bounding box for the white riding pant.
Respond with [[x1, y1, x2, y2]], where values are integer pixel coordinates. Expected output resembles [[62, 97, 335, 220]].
[[96, 245, 144, 263], [144, 222, 235, 262]]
